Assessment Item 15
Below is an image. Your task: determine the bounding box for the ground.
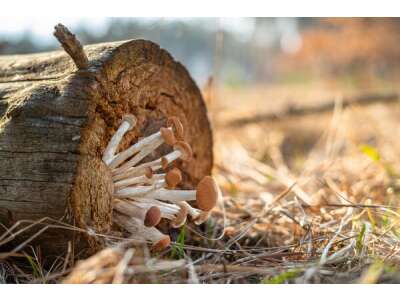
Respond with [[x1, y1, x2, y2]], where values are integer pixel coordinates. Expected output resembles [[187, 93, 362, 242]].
[[1, 80, 400, 283]]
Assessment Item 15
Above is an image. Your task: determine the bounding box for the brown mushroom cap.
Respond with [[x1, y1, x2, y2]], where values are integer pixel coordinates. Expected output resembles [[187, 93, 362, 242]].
[[161, 157, 169, 170], [144, 206, 162, 227], [144, 167, 153, 179], [151, 235, 171, 252], [160, 127, 176, 146], [171, 203, 188, 228], [173, 141, 193, 161], [196, 176, 219, 211], [122, 114, 137, 130], [165, 168, 182, 188], [166, 116, 184, 140]]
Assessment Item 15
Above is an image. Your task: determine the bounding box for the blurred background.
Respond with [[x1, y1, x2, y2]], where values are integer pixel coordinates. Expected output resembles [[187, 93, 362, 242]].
[[2, 18, 400, 283], [3, 17, 399, 163], [2, 17, 400, 88]]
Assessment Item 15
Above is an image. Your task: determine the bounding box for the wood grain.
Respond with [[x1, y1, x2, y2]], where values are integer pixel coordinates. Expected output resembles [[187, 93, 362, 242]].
[[0, 39, 213, 257]]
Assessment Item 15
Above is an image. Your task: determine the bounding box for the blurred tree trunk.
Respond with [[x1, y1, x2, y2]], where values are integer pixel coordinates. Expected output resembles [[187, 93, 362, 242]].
[[229, 92, 399, 127]]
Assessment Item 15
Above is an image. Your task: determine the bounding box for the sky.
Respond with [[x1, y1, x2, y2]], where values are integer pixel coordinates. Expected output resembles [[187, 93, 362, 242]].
[[0, 17, 260, 45], [0, 17, 302, 54], [0, 17, 302, 85], [0, 17, 110, 44]]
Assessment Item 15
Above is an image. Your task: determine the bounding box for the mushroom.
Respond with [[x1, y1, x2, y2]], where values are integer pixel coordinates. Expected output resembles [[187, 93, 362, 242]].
[[133, 198, 181, 218], [195, 176, 220, 211], [128, 197, 194, 228], [112, 158, 163, 181], [165, 168, 182, 188], [113, 199, 161, 227], [167, 116, 184, 140], [160, 141, 193, 169], [114, 173, 165, 190], [113, 212, 170, 251], [144, 176, 219, 211], [144, 167, 153, 179], [111, 139, 163, 174], [109, 126, 178, 170], [112, 141, 191, 179], [178, 201, 199, 220], [103, 114, 221, 254], [171, 203, 188, 228], [160, 127, 177, 145], [114, 180, 166, 198], [102, 114, 137, 165], [174, 201, 210, 225], [129, 198, 186, 225], [193, 210, 211, 225], [113, 168, 181, 191]]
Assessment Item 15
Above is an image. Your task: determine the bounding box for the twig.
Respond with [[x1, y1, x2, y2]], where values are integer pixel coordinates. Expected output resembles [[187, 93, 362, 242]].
[[53, 23, 89, 69], [112, 248, 135, 284]]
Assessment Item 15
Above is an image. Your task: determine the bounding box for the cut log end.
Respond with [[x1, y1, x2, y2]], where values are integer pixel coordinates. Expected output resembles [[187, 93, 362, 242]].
[[0, 38, 213, 257]]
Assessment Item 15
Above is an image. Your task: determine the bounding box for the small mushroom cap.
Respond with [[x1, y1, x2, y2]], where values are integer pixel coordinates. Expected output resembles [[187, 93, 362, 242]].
[[144, 167, 153, 179], [122, 114, 137, 130], [167, 116, 184, 140], [161, 157, 169, 170], [160, 127, 177, 146], [151, 235, 171, 252], [173, 141, 193, 161], [165, 168, 182, 188], [196, 176, 219, 211], [171, 203, 188, 228], [144, 206, 162, 227]]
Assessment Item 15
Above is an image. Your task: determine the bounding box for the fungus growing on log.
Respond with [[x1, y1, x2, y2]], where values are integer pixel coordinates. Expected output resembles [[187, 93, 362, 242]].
[[104, 113, 220, 251], [112, 199, 161, 227], [0, 24, 213, 257], [165, 168, 182, 188]]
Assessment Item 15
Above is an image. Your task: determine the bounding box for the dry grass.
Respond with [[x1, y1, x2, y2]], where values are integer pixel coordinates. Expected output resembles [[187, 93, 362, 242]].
[[1, 83, 400, 283]]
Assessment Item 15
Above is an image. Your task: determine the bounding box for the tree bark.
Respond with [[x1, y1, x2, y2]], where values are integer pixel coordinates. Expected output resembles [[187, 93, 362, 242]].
[[0, 39, 213, 258]]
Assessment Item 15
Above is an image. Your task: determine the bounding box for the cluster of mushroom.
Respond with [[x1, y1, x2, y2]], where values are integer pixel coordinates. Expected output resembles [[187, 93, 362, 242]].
[[102, 114, 219, 252]]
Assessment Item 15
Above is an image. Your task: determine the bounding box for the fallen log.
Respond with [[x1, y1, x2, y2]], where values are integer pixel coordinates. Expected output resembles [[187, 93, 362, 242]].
[[228, 92, 399, 127], [0, 25, 213, 257]]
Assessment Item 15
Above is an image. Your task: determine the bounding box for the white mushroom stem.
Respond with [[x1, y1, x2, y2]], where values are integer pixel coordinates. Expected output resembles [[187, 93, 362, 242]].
[[114, 174, 165, 190], [193, 211, 211, 225], [171, 202, 210, 226], [112, 159, 163, 181], [113, 199, 160, 227], [161, 149, 184, 166], [114, 180, 165, 198], [108, 126, 174, 169], [179, 201, 201, 219], [143, 176, 219, 212], [113, 199, 146, 219], [145, 188, 196, 202], [133, 198, 180, 215], [113, 141, 191, 176], [159, 142, 192, 168], [113, 212, 170, 251], [171, 203, 188, 228], [112, 139, 164, 174], [102, 115, 136, 165]]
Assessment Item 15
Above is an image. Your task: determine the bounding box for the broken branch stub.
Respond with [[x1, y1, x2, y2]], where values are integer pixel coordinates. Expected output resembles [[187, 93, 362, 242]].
[[53, 23, 89, 69], [0, 25, 213, 257]]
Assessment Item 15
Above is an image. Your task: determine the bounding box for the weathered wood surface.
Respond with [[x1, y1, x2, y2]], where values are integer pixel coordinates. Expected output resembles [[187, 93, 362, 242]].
[[0, 39, 213, 257]]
